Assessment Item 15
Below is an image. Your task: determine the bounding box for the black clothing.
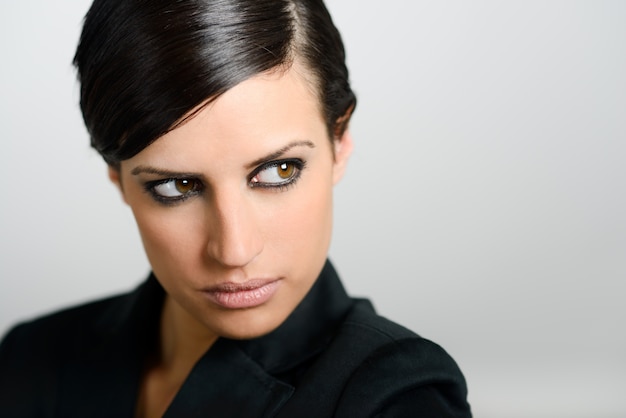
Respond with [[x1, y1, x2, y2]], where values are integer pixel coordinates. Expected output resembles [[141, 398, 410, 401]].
[[0, 261, 471, 417]]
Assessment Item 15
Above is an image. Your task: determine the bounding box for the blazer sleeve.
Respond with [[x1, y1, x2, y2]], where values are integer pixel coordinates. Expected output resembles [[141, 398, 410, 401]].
[[0, 322, 59, 417], [335, 338, 472, 417]]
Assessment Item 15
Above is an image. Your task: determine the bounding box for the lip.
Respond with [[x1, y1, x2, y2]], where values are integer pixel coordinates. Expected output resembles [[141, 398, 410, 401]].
[[201, 279, 282, 309]]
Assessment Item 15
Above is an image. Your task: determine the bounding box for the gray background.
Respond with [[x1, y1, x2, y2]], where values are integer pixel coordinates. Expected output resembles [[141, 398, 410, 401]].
[[1, 1, 624, 417]]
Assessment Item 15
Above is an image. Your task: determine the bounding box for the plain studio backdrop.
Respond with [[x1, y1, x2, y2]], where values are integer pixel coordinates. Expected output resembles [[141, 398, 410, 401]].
[[1, 1, 624, 417]]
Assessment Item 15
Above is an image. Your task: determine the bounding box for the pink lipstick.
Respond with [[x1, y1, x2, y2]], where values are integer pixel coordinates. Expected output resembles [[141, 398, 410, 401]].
[[202, 279, 281, 309]]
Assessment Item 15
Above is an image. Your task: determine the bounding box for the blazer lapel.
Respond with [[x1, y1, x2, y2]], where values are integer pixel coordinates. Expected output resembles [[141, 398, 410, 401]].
[[54, 260, 351, 417], [164, 338, 294, 417], [163, 260, 351, 417]]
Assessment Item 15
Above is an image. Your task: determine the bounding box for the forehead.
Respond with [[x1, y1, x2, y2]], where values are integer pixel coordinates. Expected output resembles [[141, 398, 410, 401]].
[[122, 63, 329, 171]]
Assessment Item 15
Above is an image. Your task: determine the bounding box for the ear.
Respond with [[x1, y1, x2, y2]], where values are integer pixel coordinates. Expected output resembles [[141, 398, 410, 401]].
[[107, 165, 128, 204], [332, 129, 353, 185]]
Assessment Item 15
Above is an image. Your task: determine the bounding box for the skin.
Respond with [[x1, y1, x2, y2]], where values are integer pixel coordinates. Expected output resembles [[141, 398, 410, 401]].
[[108, 63, 353, 417]]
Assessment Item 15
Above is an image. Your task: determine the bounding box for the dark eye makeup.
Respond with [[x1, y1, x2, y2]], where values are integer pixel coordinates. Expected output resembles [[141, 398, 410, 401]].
[[248, 158, 305, 190], [143, 158, 306, 206], [143, 177, 204, 205]]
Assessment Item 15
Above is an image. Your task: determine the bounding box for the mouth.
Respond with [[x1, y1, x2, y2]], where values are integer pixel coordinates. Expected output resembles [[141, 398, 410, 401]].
[[201, 279, 282, 309]]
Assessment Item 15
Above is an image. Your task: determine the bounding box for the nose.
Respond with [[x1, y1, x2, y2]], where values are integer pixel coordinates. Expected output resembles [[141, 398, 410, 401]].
[[205, 188, 264, 268]]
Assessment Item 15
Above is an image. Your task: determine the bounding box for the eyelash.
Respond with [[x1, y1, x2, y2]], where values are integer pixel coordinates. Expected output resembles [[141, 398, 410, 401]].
[[143, 177, 203, 205], [143, 158, 306, 206], [248, 158, 305, 190]]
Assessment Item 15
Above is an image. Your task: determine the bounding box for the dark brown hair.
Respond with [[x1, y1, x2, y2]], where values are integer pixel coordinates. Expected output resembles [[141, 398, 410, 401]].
[[73, 0, 356, 166]]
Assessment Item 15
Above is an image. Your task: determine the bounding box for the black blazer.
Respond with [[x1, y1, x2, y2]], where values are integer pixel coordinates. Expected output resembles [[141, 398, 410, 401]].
[[0, 261, 471, 417]]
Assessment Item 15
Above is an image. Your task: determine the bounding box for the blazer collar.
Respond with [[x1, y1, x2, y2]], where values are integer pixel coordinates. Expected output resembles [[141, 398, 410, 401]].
[[233, 260, 353, 374], [75, 259, 352, 417]]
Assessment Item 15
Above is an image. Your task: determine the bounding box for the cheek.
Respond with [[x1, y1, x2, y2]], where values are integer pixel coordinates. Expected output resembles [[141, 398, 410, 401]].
[[267, 172, 334, 256], [129, 200, 206, 272]]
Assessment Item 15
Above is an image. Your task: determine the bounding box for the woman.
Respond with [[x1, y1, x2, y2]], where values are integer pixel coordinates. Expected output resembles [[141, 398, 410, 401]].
[[0, 0, 471, 416]]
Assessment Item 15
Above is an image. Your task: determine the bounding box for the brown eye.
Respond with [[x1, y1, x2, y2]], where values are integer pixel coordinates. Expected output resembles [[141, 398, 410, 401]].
[[277, 162, 295, 179], [250, 159, 304, 188], [151, 178, 201, 200], [175, 179, 196, 194]]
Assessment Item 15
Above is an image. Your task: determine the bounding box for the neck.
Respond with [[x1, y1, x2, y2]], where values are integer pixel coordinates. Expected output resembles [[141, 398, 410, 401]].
[[134, 295, 218, 418], [158, 294, 218, 374]]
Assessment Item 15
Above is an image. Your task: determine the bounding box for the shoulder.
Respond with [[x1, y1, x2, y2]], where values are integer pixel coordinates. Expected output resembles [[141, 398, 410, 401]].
[[0, 276, 156, 357], [327, 300, 471, 417], [1, 291, 129, 357], [339, 297, 423, 341], [0, 290, 133, 413]]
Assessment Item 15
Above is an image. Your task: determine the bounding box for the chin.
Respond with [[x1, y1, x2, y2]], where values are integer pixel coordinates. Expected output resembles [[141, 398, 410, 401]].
[[208, 308, 289, 340], [207, 290, 299, 338]]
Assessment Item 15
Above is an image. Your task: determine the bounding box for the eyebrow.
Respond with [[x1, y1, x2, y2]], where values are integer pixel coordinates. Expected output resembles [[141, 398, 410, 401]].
[[130, 165, 203, 178], [130, 140, 316, 176], [245, 140, 316, 170]]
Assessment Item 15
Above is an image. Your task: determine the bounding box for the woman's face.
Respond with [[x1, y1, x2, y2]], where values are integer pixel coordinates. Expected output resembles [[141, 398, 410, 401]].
[[110, 64, 352, 340]]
